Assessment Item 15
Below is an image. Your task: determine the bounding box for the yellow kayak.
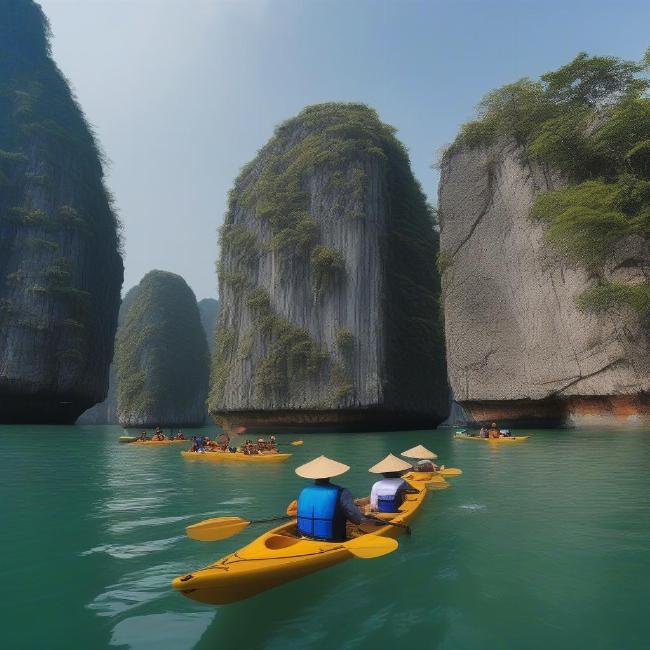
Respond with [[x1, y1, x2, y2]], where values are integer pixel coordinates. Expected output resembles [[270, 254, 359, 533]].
[[181, 450, 292, 463], [454, 434, 529, 443], [131, 439, 188, 446], [172, 473, 433, 605]]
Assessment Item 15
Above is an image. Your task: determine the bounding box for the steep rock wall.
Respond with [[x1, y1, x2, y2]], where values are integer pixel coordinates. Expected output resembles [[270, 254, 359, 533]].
[[0, 1, 123, 423], [116, 271, 209, 427], [209, 103, 448, 431], [79, 293, 217, 425], [198, 298, 219, 352], [76, 287, 139, 424], [439, 138, 650, 426]]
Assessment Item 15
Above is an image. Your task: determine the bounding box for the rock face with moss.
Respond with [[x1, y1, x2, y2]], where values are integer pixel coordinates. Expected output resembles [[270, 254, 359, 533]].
[[198, 298, 219, 352], [76, 287, 140, 424], [439, 51, 650, 426], [116, 271, 209, 427], [210, 103, 448, 431], [0, 1, 123, 423]]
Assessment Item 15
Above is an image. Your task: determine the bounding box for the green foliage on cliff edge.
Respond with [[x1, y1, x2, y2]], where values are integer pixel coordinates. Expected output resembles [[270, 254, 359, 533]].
[[116, 271, 209, 421], [448, 49, 650, 316]]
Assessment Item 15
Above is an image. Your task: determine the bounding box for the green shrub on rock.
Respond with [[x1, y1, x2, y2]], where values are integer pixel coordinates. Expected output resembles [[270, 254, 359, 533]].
[[448, 49, 650, 316]]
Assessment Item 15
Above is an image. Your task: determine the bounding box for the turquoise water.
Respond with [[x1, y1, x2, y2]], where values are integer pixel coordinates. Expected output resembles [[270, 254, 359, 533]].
[[2, 425, 650, 649]]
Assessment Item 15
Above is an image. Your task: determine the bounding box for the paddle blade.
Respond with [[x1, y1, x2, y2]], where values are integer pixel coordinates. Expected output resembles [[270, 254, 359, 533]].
[[232, 426, 247, 435], [186, 516, 250, 542], [286, 499, 297, 516], [291, 440, 304, 446], [440, 467, 462, 477], [344, 535, 399, 559]]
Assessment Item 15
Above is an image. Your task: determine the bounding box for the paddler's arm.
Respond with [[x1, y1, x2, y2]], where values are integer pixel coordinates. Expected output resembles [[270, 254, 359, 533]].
[[339, 488, 368, 525]]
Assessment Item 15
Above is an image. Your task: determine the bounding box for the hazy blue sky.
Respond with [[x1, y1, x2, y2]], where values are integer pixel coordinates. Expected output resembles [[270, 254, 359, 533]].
[[38, 0, 649, 300]]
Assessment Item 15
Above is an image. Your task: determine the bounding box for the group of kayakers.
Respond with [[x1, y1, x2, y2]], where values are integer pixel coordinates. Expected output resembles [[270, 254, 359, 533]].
[[188, 434, 278, 454], [138, 427, 186, 441], [475, 422, 512, 439], [294, 445, 441, 542]]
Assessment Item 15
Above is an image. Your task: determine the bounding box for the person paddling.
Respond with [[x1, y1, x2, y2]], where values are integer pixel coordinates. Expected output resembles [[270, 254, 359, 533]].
[[368, 454, 414, 513], [295, 456, 366, 542], [488, 422, 500, 439]]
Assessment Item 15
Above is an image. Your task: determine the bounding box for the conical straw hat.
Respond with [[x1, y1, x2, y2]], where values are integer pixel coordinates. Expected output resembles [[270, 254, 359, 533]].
[[295, 455, 350, 479], [401, 444, 438, 460], [368, 453, 413, 474]]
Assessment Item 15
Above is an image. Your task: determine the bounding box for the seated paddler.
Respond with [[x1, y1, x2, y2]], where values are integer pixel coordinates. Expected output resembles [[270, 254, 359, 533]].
[[295, 455, 366, 542], [368, 454, 414, 513]]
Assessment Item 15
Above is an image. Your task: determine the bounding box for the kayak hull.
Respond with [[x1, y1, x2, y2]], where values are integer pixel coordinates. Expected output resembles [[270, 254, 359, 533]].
[[181, 451, 291, 463], [131, 439, 188, 446], [172, 474, 430, 605], [118, 436, 138, 444], [454, 434, 529, 443]]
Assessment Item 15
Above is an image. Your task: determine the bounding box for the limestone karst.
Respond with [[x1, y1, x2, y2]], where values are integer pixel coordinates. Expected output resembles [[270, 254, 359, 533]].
[[209, 103, 448, 431]]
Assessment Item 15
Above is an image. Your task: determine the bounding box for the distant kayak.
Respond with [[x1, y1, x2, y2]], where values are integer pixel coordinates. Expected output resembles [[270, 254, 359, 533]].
[[454, 434, 529, 443], [181, 450, 292, 463], [131, 439, 188, 446]]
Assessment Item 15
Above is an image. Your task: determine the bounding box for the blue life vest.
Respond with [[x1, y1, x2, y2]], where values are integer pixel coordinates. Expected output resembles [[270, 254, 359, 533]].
[[296, 484, 345, 541]]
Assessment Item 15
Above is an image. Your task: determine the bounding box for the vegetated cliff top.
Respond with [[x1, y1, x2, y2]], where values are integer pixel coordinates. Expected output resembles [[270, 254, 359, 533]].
[[0, 0, 120, 243], [227, 102, 412, 227], [115, 270, 209, 425], [443, 49, 650, 318], [210, 102, 447, 424]]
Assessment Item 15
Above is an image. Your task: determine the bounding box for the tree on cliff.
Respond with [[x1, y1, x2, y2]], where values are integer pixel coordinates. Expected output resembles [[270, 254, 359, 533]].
[[210, 102, 447, 430], [0, 0, 123, 423], [115, 271, 209, 427], [448, 49, 650, 320]]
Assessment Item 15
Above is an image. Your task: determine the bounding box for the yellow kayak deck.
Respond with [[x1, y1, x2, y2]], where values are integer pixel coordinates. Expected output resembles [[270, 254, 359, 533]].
[[454, 434, 529, 443], [181, 450, 292, 463], [172, 472, 434, 605]]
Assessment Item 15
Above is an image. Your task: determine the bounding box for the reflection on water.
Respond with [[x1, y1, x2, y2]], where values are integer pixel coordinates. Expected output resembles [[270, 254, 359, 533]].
[[2, 425, 650, 649]]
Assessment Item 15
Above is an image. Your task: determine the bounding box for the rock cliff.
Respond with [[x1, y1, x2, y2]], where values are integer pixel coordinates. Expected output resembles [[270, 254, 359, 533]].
[[439, 52, 650, 426], [0, 1, 123, 423], [76, 287, 139, 424], [198, 298, 219, 352], [209, 103, 448, 431], [115, 271, 209, 427]]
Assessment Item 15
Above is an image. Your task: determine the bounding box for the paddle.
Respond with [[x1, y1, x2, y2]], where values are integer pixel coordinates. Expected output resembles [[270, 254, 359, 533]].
[[291, 440, 304, 446], [186, 515, 292, 542], [342, 534, 398, 559], [186, 514, 400, 557], [438, 467, 462, 477], [365, 515, 411, 535], [427, 481, 450, 491]]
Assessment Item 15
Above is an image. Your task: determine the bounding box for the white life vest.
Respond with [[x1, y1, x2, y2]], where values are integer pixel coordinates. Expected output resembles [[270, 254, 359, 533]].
[[370, 478, 406, 513]]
